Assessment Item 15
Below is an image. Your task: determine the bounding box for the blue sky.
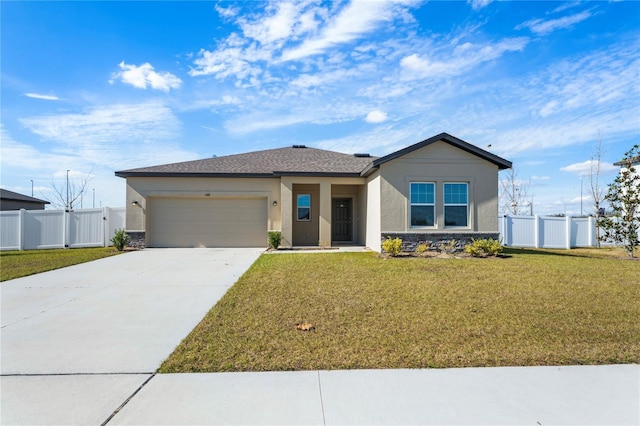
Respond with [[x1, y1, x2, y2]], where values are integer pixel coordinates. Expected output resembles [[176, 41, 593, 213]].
[[1, 0, 638, 214]]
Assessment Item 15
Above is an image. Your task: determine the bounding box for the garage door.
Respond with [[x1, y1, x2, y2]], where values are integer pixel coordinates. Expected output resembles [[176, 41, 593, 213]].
[[148, 197, 267, 248]]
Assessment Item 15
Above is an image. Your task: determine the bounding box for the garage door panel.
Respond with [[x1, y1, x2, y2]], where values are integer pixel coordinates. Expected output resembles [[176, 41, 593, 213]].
[[148, 198, 267, 248]]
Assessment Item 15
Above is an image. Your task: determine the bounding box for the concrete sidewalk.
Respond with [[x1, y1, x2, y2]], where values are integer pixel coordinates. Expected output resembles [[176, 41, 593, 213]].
[[108, 365, 640, 425], [2, 364, 638, 425]]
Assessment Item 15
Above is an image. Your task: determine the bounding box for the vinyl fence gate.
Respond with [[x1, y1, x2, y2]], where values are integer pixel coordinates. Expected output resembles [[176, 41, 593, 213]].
[[499, 215, 597, 249], [0, 207, 126, 251]]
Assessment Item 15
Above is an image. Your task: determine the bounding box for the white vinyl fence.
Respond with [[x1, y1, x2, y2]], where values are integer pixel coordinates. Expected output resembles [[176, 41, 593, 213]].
[[0, 207, 126, 251], [499, 215, 597, 249]]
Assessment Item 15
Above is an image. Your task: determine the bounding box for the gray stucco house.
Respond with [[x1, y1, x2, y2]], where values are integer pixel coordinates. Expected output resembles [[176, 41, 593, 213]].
[[115, 132, 511, 251], [0, 189, 50, 211]]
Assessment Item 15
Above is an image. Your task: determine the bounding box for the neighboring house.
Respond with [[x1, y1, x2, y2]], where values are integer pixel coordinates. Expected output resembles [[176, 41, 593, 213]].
[[0, 189, 50, 211], [613, 155, 640, 219], [115, 132, 511, 251], [614, 155, 640, 177]]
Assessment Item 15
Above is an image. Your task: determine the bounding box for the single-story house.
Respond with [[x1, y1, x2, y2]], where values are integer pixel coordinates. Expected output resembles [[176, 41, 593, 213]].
[[0, 189, 50, 211], [614, 155, 640, 172], [115, 132, 511, 252]]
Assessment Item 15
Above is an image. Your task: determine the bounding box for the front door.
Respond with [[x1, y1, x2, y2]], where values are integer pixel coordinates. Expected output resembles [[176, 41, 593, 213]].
[[332, 198, 353, 242]]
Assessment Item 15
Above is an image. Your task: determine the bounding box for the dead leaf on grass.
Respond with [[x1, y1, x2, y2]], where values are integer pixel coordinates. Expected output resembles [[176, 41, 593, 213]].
[[295, 322, 315, 331]]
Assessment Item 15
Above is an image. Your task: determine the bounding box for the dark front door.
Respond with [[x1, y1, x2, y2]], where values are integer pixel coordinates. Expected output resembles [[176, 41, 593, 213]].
[[332, 198, 353, 242]]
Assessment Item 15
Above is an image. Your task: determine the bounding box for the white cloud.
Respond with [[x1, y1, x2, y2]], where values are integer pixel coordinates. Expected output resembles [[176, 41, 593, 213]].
[[239, 2, 301, 45], [400, 54, 455, 76], [190, 0, 416, 83], [400, 37, 529, 79], [280, 1, 402, 62], [5, 104, 200, 207], [18, 102, 188, 169], [538, 100, 559, 117], [516, 10, 592, 35], [24, 93, 60, 101], [561, 160, 618, 176], [289, 66, 363, 89], [222, 97, 377, 135], [365, 110, 388, 123], [110, 61, 182, 92], [522, 42, 640, 124], [550, 2, 582, 14], [315, 124, 423, 155], [0, 124, 82, 171], [190, 38, 265, 80], [468, 0, 493, 11], [215, 3, 239, 19]]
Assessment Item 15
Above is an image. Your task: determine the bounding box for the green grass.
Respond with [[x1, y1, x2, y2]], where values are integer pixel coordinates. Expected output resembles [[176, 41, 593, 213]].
[[161, 247, 640, 372], [0, 247, 123, 281]]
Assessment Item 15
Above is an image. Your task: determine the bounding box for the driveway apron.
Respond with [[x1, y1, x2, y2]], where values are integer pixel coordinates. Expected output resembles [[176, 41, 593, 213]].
[[0, 248, 263, 425]]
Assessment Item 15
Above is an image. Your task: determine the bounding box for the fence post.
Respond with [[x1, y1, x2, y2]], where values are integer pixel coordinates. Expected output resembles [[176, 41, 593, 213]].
[[565, 215, 572, 249], [18, 209, 25, 251], [501, 215, 507, 246], [63, 209, 69, 248], [103, 206, 109, 247], [534, 215, 541, 248]]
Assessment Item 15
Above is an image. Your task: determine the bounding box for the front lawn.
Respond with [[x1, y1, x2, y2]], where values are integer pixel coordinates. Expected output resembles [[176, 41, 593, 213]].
[[0, 247, 123, 282], [160, 248, 640, 372]]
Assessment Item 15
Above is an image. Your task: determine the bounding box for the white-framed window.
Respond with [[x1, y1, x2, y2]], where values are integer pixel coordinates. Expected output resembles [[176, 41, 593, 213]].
[[410, 182, 435, 227], [297, 194, 311, 221], [444, 183, 468, 227]]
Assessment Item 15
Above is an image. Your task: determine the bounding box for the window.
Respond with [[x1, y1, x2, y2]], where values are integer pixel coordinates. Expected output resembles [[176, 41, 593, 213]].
[[297, 194, 311, 221], [410, 182, 435, 227], [444, 183, 468, 227]]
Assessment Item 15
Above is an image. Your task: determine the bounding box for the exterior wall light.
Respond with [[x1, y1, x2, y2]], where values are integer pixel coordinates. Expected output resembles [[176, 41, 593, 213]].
[[272, 200, 278, 206], [132, 201, 139, 207]]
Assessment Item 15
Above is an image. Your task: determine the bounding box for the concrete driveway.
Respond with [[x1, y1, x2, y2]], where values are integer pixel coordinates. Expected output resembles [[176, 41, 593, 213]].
[[0, 248, 263, 425]]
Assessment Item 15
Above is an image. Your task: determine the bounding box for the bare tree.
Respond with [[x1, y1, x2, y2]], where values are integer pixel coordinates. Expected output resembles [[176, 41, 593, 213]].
[[499, 167, 531, 215], [47, 171, 93, 209], [590, 131, 606, 247]]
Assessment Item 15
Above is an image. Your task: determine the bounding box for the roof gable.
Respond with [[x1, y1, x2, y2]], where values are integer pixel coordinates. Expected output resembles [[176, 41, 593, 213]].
[[362, 133, 512, 176]]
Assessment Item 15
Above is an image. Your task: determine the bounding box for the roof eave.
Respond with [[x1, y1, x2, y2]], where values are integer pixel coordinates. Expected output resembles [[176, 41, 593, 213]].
[[273, 171, 364, 177], [115, 171, 365, 178], [114, 171, 277, 178], [371, 132, 512, 171], [1, 197, 50, 204]]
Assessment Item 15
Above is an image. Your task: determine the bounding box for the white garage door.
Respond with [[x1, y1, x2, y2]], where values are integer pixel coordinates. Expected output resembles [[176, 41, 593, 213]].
[[148, 197, 267, 248]]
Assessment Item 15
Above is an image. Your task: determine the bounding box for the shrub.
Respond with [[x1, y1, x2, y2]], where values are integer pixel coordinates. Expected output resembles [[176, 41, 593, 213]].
[[111, 228, 130, 252], [267, 231, 282, 250], [464, 238, 503, 257], [382, 237, 403, 256], [416, 243, 428, 254], [444, 239, 459, 253]]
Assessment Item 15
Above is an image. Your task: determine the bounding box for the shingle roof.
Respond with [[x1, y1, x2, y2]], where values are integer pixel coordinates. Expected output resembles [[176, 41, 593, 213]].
[[115, 133, 513, 178], [614, 156, 640, 167], [0, 189, 50, 204], [115, 146, 378, 177]]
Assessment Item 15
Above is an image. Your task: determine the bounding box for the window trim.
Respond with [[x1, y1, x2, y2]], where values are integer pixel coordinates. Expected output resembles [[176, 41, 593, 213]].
[[409, 182, 436, 228], [297, 193, 311, 222], [443, 182, 469, 228]]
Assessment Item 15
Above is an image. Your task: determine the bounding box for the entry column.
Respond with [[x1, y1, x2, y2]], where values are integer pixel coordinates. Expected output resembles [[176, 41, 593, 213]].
[[319, 181, 332, 246], [280, 179, 293, 248]]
